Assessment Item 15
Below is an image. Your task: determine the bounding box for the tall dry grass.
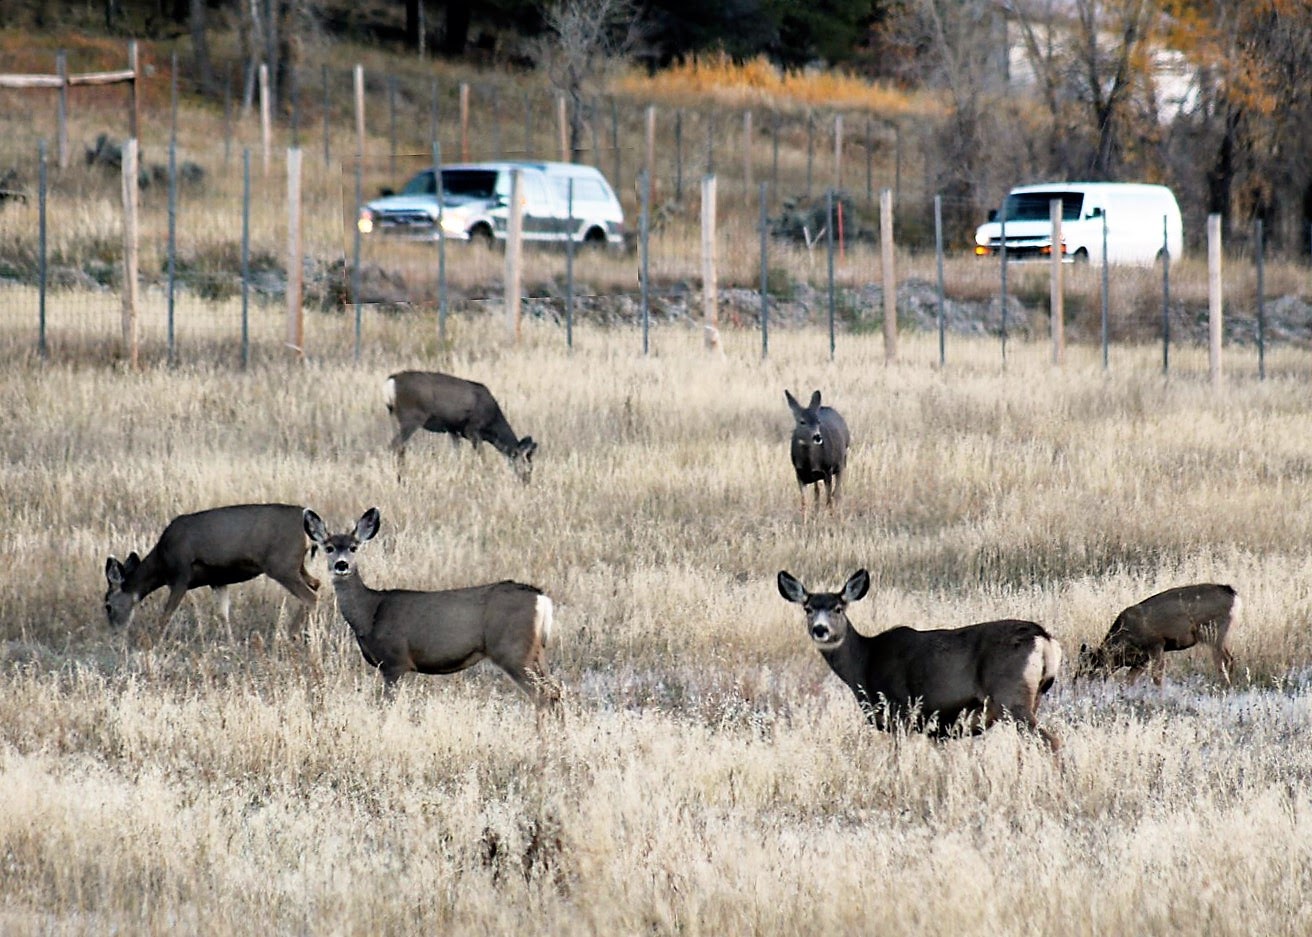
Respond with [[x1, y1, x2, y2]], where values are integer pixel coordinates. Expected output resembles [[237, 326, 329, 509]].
[[1, 313, 1311, 934]]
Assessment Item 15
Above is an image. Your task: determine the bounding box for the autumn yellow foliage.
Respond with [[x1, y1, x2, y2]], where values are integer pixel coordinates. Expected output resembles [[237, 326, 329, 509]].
[[616, 51, 929, 116]]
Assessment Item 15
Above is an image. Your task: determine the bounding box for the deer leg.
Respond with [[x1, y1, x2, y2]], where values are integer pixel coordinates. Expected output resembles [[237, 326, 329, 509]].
[[389, 421, 422, 481], [1213, 643, 1235, 685], [211, 585, 234, 644], [268, 571, 320, 638], [156, 581, 191, 641], [1150, 648, 1166, 687]]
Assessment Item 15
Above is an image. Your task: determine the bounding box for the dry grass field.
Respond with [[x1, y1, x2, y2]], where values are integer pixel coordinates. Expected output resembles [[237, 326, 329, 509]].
[[2, 307, 1311, 934]]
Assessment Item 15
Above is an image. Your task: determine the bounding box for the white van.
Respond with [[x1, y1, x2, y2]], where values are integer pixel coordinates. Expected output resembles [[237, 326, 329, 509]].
[[358, 160, 626, 249], [974, 182, 1183, 264]]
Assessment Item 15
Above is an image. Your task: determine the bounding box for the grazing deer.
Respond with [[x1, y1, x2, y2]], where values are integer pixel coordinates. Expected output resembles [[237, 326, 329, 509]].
[[1076, 583, 1238, 686], [385, 370, 538, 483], [777, 569, 1062, 751], [785, 389, 850, 512], [302, 507, 560, 708], [103, 503, 320, 638]]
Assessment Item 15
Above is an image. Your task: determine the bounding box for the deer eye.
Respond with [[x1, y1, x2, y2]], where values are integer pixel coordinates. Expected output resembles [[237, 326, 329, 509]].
[[324, 545, 335, 554]]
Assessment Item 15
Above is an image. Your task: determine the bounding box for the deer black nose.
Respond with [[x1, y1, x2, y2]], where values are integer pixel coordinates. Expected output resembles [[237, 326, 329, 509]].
[[811, 432, 823, 445], [810, 624, 830, 641], [333, 560, 350, 574]]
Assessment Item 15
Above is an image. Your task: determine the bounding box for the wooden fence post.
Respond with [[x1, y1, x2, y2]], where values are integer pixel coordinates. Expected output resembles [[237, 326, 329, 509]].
[[1050, 198, 1064, 365], [505, 168, 523, 342], [702, 174, 721, 355], [56, 51, 69, 169], [259, 64, 272, 176], [743, 110, 752, 192], [1208, 212, 1223, 387], [121, 138, 139, 369], [460, 82, 470, 161], [557, 94, 568, 162], [880, 187, 897, 362], [127, 41, 139, 141], [353, 64, 366, 163], [287, 147, 304, 358]]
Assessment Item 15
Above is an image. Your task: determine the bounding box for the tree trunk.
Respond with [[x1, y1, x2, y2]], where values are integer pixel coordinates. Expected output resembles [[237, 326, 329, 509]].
[[442, 2, 473, 56], [190, 0, 216, 96]]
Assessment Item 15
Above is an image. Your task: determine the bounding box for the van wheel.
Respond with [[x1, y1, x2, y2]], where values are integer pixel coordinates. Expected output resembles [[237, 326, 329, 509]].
[[1071, 248, 1089, 264], [469, 224, 496, 250], [582, 227, 608, 250]]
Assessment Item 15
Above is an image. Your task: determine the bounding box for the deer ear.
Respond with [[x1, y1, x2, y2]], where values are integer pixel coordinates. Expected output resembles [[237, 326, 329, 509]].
[[302, 509, 329, 544], [777, 571, 807, 604], [520, 437, 538, 460], [123, 552, 141, 575], [105, 557, 124, 587], [808, 390, 822, 411], [784, 390, 802, 415], [843, 569, 870, 602], [356, 507, 381, 543]]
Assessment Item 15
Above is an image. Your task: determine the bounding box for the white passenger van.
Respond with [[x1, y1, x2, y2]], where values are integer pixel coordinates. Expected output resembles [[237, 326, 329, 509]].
[[358, 161, 626, 249], [974, 182, 1183, 264]]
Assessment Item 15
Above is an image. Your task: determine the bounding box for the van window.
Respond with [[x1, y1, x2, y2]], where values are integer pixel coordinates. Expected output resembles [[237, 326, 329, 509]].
[[551, 177, 609, 205], [441, 169, 498, 199], [1003, 191, 1084, 222], [401, 171, 437, 196]]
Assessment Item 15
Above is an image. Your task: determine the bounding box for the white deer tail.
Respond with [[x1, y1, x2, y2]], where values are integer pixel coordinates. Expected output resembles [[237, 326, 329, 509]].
[[384, 377, 397, 414], [535, 594, 555, 648]]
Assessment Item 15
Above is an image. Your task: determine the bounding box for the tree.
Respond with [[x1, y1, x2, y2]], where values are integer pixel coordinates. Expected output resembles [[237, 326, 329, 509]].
[[534, 0, 645, 161]]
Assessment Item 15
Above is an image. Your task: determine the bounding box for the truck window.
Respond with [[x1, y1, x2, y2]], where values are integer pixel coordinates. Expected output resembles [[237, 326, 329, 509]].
[[1003, 191, 1084, 222], [440, 169, 499, 199], [400, 171, 436, 196]]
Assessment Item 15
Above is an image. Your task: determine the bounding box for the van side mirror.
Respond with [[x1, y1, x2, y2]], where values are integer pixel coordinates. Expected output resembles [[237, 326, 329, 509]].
[[1088, 207, 1103, 218], [987, 209, 997, 222], [379, 187, 395, 197]]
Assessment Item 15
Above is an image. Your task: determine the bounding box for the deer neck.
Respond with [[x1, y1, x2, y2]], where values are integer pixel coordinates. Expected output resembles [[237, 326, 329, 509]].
[[481, 413, 521, 458], [329, 572, 383, 638], [819, 632, 876, 708], [126, 549, 171, 601]]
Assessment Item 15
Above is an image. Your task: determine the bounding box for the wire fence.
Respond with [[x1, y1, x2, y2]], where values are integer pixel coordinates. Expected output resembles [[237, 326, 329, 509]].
[[2, 44, 1311, 373]]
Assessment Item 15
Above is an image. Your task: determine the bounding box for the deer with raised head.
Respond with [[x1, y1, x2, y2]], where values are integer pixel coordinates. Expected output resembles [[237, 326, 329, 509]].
[[1076, 583, 1237, 686], [385, 370, 538, 483], [777, 569, 1063, 751], [785, 389, 849, 512], [103, 503, 320, 638], [302, 507, 560, 708]]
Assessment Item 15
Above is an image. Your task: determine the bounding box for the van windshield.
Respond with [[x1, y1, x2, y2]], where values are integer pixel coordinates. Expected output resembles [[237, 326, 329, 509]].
[[440, 169, 499, 199], [1003, 191, 1084, 222]]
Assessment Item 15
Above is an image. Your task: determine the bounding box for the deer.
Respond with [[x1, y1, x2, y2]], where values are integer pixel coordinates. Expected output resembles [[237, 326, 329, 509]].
[[777, 569, 1063, 751], [785, 389, 850, 513], [103, 503, 320, 639], [385, 370, 538, 483], [1075, 583, 1238, 686], [302, 507, 561, 709]]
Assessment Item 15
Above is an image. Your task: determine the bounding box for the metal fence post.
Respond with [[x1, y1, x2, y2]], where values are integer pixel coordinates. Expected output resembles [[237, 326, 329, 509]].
[[826, 189, 836, 361], [934, 193, 945, 367], [640, 168, 651, 355], [241, 148, 250, 369], [566, 177, 575, 350], [1161, 214, 1171, 376], [38, 140, 47, 359], [760, 181, 769, 359], [432, 142, 448, 345], [1101, 209, 1109, 370], [1256, 218, 1265, 380], [167, 136, 177, 365]]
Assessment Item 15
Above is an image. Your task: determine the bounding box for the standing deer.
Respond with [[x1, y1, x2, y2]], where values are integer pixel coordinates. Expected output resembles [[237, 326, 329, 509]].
[[1076, 583, 1238, 686], [785, 389, 850, 512], [385, 370, 538, 483], [302, 507, 560, 708], [777, 569, 1062, 751], [103, 503, 320, 638]]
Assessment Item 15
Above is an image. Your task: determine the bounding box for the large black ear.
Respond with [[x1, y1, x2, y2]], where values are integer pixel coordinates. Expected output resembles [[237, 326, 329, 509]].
[[520, 436, 538, 460], [842, 569, 870, 603], [303, 508, 329, 544], [105, 557, 124, 587], [356, 507, 382, 543], [777, 570, 808, 604], [807, 390, 822, 411], [784, 390, 802, 415]]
